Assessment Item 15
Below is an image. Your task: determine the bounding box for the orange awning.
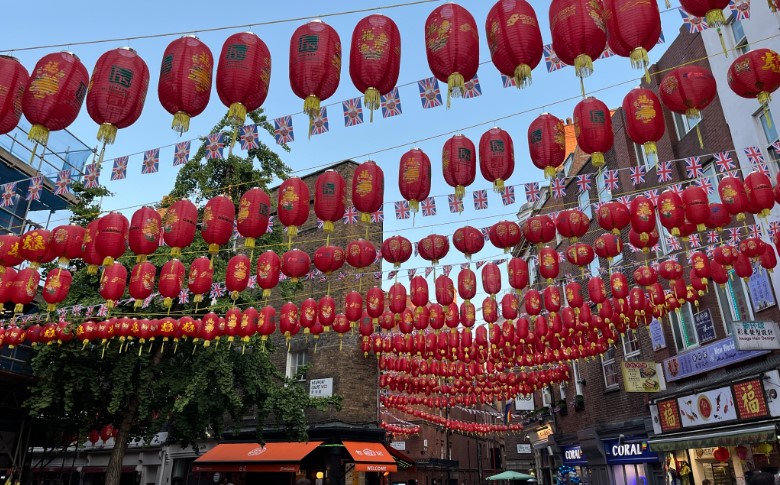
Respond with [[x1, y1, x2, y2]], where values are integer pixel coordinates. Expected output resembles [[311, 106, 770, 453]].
[[342, 441, 398, 473], [192, 442, 322, 473]]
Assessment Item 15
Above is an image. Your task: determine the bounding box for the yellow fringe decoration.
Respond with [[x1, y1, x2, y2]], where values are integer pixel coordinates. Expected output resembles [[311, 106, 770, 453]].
[[14, 303, 23, 314], [361, 212, 372, 223], [134, 299, 143, 309], [770, 0, 778, 11], [304, 95, 321, 139], [761, 208, 771, 218], [102, 256, 114, 267], [455, 185, 466, 200], [592, 152, 605, 168], [47, 303, 56, 312], [447, 72, 466, 109], [544, 166, 557, 179], [57, 256, 70, 266], [671, 228, 680, 237], [87, 264, 99, 275], [697, 223, 706, 232], [228, 102, 247, 125], [365, 88, 381, 122], [706, 9, 726, 26], [28, 124, 50, 145], [493, 179, 505, 192], [172, 112, 191, 135], [170, 247, 182, 257], [164, 297, 173, 308], [409, 199, 420, 213], [513, 64, 532, 89], [574, 54, 594, 79], [288, 226, 298, 238], [644, 142, 657, 156], [324, 221, 334, 232], [96, 123, 118, 145], [208, 243, 220, 255]]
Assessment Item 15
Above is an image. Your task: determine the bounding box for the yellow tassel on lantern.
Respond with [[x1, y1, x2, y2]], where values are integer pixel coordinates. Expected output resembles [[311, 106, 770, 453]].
[[707, 9, 726, 26], [28, 124, 50, 145], [455, 185, 465, 200], [102, 257, 114, 267], [228, 102, 247, 125], [14, 303, 23, 314], [170, 247, 182, 257], [208, 243, 220, 255], [513, 64, 532, 89], [87, 264, 99, 276], [592, 152, 605, 168], [544, 166, 557, 179], [97, 123, 118, 145], [172, 112, 191, 135], [287, 226, 298, 238], [409, 199, 420, 213], [644, 141, 657, 156], [134, 299, 143, 309], [364, 87, 381, 122], [244, 237, 256, 249], [493, 179, 505, 192], [360, 212, 372, 224], [447, 72, 466, 109], [324, 221, 334, 232], [163, 297, 173, 309], [574, 54, 594, 79]]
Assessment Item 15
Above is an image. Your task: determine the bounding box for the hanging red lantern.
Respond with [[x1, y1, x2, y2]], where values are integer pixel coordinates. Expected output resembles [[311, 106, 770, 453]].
[[610, 273, 629, 301], [603, 0, 661, 78], [714, 245, 738, 270], [543, 286, 562, 315], [0, 235, 23, 269], [710, 260, 729, 287], [418, 234, 450, 265], [478, 127, 515, 191], [588, 276, 607, 306], [719, 176, 749, 221], [128, 207, 161, 262], [399, 148, 432, 214], [201, 195, 235, 255], [483, 296, 498, 324], [657, 190, 685, 236], [549, 0, 606, 79], [682, 186, 709, 232], [745, 171, 775, 218], [566, 242, 596, 268], [486, 0, 543, 88], [489, 220, 522, 252], [453, 226, 485, 259], [443, 134, 477, 201], [277, 177, 310, 238], [623, 87, 665, 157], [352, 161, 384, 223], [481, 263, 502, 296], [381, 236, 413, 269], [538, 247, 559, 282], [23, 52, 89, 145], [279, 302, 301, 341], [424, 3, 480, 107], [460, 301, 476, 329], [159, 259, 185, 309], [281, 249, 310, 284], [237, 187, 270, 249], [739, 237, 767, 260], [130, 261, 157, 309], [11, 267, 39, 314], [317, 295, 336, 328], [707, 203, 731, 231], [366, 286, 385, 320], [761, 245, 778, 273], [659, 66, 717, 147], [523, 214, 557, 246], [99, 262, 127, 309], [458, 268, 477, 302], [158, 35, 213, 134], [95, 212, 129, 267], [226, 254, 252, 301], [728, 48, 780, 112], [410, 276, 429, 308], [690, 269, 709, 296], [713, 447, 730, 463], [556, 209, 591, 242], [19, 229, 56, 269], [0, 56, 29, 135], [163, 199, 198, 257], [187, 257, 213, 304], [597, 201, 631, 235], [49, 224, 85, 266], [81, 220, 103, 275], [435, 275, 455, 307], [528, 113, 566, 179], [573, 97, 613, 167], [690, 251, 711, 279], [42, 269, 72, 312], [216, 32, 271, 125], [314, 170, 346, 232], [290, 20, 342, 126], [314, 245, 345, 274], [679, 0, 730, 25], [345, 291, 363, 323], [349, 14, 401, 121], [346, 239, 376, 270], [507, 258, 529, 292], [501, 293, 519, 321], [86, 47, 149, 145], [300, 298, 318, 332], [594, 233, 622, 262], [388, 282, 407, 314]]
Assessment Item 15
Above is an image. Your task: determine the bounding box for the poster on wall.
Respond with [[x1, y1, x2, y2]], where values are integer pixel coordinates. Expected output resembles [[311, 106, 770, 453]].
[[732, 378, 769, 420], [621, 361, 662, 392], [747, 268, 776, 314], [693, 309, 716, 344], [515, 394, 535, 411], [649, 318, 667, 351], [731, 321, 780, 350], [676, 386, 737, 428]]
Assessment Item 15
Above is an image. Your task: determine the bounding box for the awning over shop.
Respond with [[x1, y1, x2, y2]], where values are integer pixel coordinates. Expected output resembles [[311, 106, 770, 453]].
[[648, 423, 777, 452], [192, 441, 323, 473], [342, 441, 398, 472], [385, 446, 416, 470]]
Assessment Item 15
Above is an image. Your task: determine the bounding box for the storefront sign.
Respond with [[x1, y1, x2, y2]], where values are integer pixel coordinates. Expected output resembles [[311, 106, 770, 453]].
[[677, 386, 737, 428], [693, 309, 716, 344], [732, 321, 780, 350], [561, 445, 587, 466], [309, 378, 333, 397], [649, 318, 666, 351], [621, 361, 662, 393], [390, 441, 405, 451], [517, 443, 532, 454], [662, 336, 769, 382], [529, 425, 553, 447], [694, 448, 716, 460], [732, 379, 769, 420], [515, 393, 535, 411], [747, 268, 776, 314], [602, 439, 659, 465], [657, 399, 682, 432]]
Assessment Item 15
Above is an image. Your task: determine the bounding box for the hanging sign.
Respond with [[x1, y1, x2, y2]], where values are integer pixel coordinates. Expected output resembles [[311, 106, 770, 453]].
[[662, 336, 769, 382], [732, 321, 780, 350]]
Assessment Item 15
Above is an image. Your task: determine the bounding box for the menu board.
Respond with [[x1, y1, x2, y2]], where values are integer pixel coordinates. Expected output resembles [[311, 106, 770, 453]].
[[712, 465, 730, 485]]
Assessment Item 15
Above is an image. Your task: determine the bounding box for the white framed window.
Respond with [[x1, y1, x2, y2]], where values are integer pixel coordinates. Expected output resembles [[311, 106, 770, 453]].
[[670, 304, 698, 351], [286, 350, 308, 381], [610, 251, 624, 268], [542, 386, 552, 407], [621, 329, 641, 360], [578, 189, 592, 219], [672, 111, 701, 140], [730, 16, 749, 55], [528, 255, 538, 286], [656, 213, 672, 256], [572, 361, 584, 396], [596, 167, 611, 203], [701, 161, 721, 204], [713, 270, 758, 334], [563, 154, 574, 177], [757, 109, 780, 169], [602, 347, 620, 389], [634, 143, 659, 171]]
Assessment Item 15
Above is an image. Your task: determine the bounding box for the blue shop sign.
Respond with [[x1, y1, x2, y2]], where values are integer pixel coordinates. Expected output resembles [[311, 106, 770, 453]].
[[561, 445, 588, 466], [603, 439, 659, 465]]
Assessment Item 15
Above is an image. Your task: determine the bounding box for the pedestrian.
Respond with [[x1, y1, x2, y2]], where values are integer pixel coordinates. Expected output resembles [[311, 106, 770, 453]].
[[747, 472, 775, 485]]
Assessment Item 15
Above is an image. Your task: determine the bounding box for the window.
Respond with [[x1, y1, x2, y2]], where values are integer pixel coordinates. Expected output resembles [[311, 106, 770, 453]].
[[542, 386, 552, 407], [596, 168, 611, 203], [731, 16, 749, 54], [621, 329, 640, 360], [634, 143, 659, 171], [713, 269, 758, 334], [670, 304, 698, 351], [610, 251, 623, 268], [701, 161, 721, 204], [601, 347, 620, 389], [757, 109, 780, 167], [572, 361, 584, 396], [656, 212, 672, 256], [528, 256, 538, 286], [672, 111, 701, 139], [589, 257, 602, 278], [563, 154, 574, 177], [613, 463, 649, 485], [578, 189, 592, 219], [286, 350, 308, 380]]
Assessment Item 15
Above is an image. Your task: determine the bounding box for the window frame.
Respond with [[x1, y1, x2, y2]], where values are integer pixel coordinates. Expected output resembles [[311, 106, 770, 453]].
[[621, 329, 641, 360], [756, 108, 780, 176], [634, 142, 659, 171], [730, 15, 749, 55], [578, 189, 593, 220], [286, 350, 309, 381], [601, 346, 620, 390], [669, 304, 699, 352], [596, 167, 611, 204], [672, 111, 702, 140], [700, 160, 721, 204]]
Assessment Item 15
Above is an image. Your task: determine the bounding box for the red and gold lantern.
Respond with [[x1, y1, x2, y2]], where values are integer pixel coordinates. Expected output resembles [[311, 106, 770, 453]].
[[187, 257, 213, 304], [679, 0, 730, 25], [281, 249, 310, 283], [346, 239, 376, 269], [290, 20, 342, 126], [478, 127, 515, 191], [556, 209, 591, 242], [598, 201, 631, 235], [130, 261, 157, 308], [538, 247, 559, 282], [489, 220, 522, 253], [236, 187, 270, 249], [458, 268, 477, 302], [453, 226, 485, 259], [314, 245, 345, 274], [352, 161, 384, 223], [314, 170, 346, 232], [486, 0, 543, 88], [277, 177, 310, 238], [745, 171, 775, 218], [19, 229, 55, 268], [201, 195, 235, 255], [481, 263, 502, 296], [435, 275, 455, 307], [523, 214, 557, 246], [95, 212, 129, 267], [657, 190, 685, 236], [573, 97, 613, 167], [158, 35, 213, 134], [622, 87, 665, 156], [99, 262, 127, 309], [226, 254, 251, 300], [718, 175, 749, 221], [11, 267, 39, 314], [158, 259, 185, 309], [0, 56, 29, 135], [594, 233, 622, 262], [349, 14, 401, 120], [49, 224, 85, 266], [1, 268, 19, 311], [443, 134, 476, 200], [727, 48, 780, 112], [399, 148, 431, 214], [682, 186, 709, 232], [549, 0, 606, 79], [0, 234, 23, 269], [528, 113, 566, 178], [603, 0, 661, 77], [128, 207, 161, 261], [508, 258, 529, 292], [216, 32, 271, 124], [163, 199, 198, 256], [42, 269, 72, 312], [566, 242, 596, 268], [659, 66, 717, 147], [381, 235, 413, 268], [418, 234, 450, 265]]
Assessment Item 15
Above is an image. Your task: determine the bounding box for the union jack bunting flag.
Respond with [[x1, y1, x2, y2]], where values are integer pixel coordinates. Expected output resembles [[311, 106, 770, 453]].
[[342, 97, 364, 126], [706, 230, 720, 244], [500, 74, 517, 88], [667, 236, 682, 251], [688, 233, 701, 248], [463, 76, 482, 99], [525, 182, 541, 202], [84, 163, 100, 188], [770, 221, 780, 234], [174, 140, 191, 166], [387, 270, 398, 280], [111, 156, 128, 181], [773, 141, 780, 154], [85, 306, 95, 318], [473, 189, 489, 210], [576, 174, 592, 193], [407, 269, 417, 279], [598, 46, 616, 59], [316, 218, 325, 230], [371, 209, 384, 223], [603, 169, 619, 191], [335, 271, 346, 281], [210, 282, 226, 299], [501, 186, 516, 206], [343, 206, 359, 224], [381, 88, 402, 118], [656, 160, 672, 182], [749, 224, 762, 239], [310, 108, 330, 136], [418, 77, 443, 109], [443, 265, 452, 276], [713, 151, 735, 173], [274, 115, 294, 144], [142, 148, 160, 173], [141, 295, 154, 309], [55, 170, 72, 195], [684, 157, 702, 179], [72, 304, 83, 315], [658, 31, 666, 44], [1, 182, 17, 207], [413, 242, 419, 256], [448, 194, 464, 213], [696, 176, 714, 194], [480, 227, 490, 241], [425, 267, 434, 278], [670, 183, 684, 195], [206, 134, 226, 160], [476, 261, 486, 270], [729, 0, 750, 19], [744, 146, 769, 174], [421, 197, 437, 216], [25, 176, 43, 201], [238, 124, 259, 150], [680, 9, 708, 32], [727, 227, 741, 242], [630, 165, 646, 186], [551, 177, 567, 198], [178, 289, 190, 305], [544, 44, 566, 72], [266, 215, 275, 234], [617, 195, 633, 206], [644, 189, 659, 206], [460, 263, 470, 270], [395, 201, 411, 220], [705, 246, 716, 258]]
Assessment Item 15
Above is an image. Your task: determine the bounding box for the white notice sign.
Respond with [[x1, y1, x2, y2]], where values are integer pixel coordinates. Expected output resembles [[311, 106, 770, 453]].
[[515, 394, 535, 411], [390, 441, 406, 451], [309, 378, 333, 397], [517, 443, 532, 454], [732, 321, 780, 350]]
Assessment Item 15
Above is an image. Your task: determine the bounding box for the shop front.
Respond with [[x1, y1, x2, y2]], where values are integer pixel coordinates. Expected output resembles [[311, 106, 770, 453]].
[[527, 424, 556, 485], [560, 444, 591, 485], [602, 438, 660, 485]]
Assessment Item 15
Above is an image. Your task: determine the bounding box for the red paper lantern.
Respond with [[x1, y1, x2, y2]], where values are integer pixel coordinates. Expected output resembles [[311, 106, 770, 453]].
[[594, 233, 622, 262], [458, 268, 477, 302], [314, 245, 345, 274], [216, 32, 271, 124], [82, 220, 102, 275], [486, 0, 543, 88], [410, 276, 429, 308], [345, 291, 363, 323], [318, 295, 336, 328], [352, 161, 384, 223], [128, 207, 161, 262], [435, 275, 455, 307], [523, 215, 557, 245], [226, 254, 251, 300], [346, 239, 376, 269], [163, 199, 198, 256], [707, 203, 731, 231], [460, 301, 476, 329], [713, 447, 730, 463], [349, 14, 401, 120], [86, 47, 149, 145], [622, 87, 665, 157], [290, 20, 342, 124], [549, 0, 606, 78], [679, 0, 730, 25], [478, 127, 515, 191], [739, 237, 766, 260], [11, 267, 39, 313], [19, 229, 55, 268], [158, 259, 185, 309], [543, 286, 562, 316], [528, 113, 566, 178], [389, 282, 407, 314], [399, 148, 432, 213], [489, 220, 522, 253], [201, 195, 235, 254], [538, 247, 559, 282], [481, 263, 502, 296], [99, 262, 127, 309], [710, 260, 729, 286], [682, 186, 709, 232], [603, 0, 661, 75], [566, 242, 596, 267], [610, 273, 629, 301], [718, 175, 749, 221], [507, 258, 529, 292], [573, 97, 613, 167], [381, 235, 413, 268], [659, 259, 683, 283], [443, 134, 477, 201], [281, 249, 310, 283], [483, 297, 498, 324], [634, 266, 658, 287], [714, 245, 738, 269], [187, 257, 213, 304], [95, 213, 129, 267], [300, 298, 318, 331], [0, 235, 23, 269], [453, 226, 485, 259], [130, 261, 157, 308], [366, 287, 385, 319], [0, 56, 29, 135], [49, 224, 85, 266], [418, 234, 449, 265], [597, 201, 631, 235], [745, 171, 775, 218], [659, 66, 717, 146], [237, 187, 271, 249], [42, 269, 72, 312], [314, 170, 346, 232], [424, 3, 480, 106], [279, 302, 301, 340], [277, 177, 310, 238], [556, 209, 591, 242], [728, 49, 780, 111], [158, 35, 213, 134], [23, 52, 89, 145], [761, 245, 778, 272], [657, 190, 685, 236]]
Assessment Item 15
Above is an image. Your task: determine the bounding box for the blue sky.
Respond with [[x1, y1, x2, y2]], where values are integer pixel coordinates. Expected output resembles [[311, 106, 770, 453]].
[[3, 0, 687, 301]]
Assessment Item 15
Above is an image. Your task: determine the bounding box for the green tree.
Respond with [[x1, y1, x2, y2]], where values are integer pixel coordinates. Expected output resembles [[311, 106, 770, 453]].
[[25, 109, 340, 485]]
